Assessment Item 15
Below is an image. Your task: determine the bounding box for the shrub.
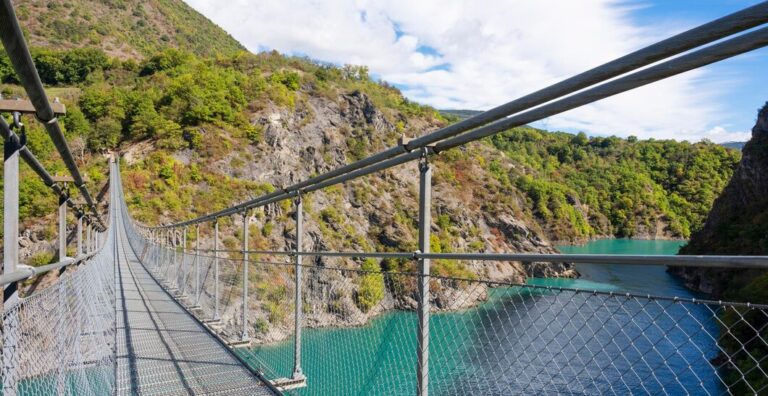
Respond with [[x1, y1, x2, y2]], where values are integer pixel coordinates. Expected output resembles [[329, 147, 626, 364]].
[[28, 252, 55, 267], [356, 259, 384, 312], [139, 49, 191, 76], [270, 70, 300, 90]]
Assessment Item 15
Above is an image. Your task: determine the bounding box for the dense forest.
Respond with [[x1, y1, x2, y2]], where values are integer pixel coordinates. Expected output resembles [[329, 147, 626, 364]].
[[488, 128, 740, 241]]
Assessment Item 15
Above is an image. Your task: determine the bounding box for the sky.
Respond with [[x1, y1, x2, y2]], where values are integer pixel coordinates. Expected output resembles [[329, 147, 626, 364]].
[[182, 0, 768, 143]]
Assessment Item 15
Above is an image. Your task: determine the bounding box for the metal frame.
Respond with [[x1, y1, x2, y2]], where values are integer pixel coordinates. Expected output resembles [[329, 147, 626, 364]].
[[241, 210, 250, 342], [417, 150, 432, 396], [292, 195, 304, 380]]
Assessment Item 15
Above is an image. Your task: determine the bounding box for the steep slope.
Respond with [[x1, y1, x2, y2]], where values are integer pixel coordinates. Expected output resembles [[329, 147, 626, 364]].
[[674, 103, 768, 297], [12, 0, 244, 58], [672, 102, 768, 396]]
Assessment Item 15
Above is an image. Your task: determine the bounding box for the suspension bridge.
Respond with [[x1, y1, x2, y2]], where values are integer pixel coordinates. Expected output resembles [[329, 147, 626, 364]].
[[2, 0, 768, 394]]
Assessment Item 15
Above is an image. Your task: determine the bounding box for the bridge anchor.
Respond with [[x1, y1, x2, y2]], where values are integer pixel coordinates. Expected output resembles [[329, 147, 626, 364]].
[[272, 376, 307, 391]]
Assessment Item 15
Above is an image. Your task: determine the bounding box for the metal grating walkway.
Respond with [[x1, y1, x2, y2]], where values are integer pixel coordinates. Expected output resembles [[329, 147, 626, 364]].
[[114, 208, 275, 395]]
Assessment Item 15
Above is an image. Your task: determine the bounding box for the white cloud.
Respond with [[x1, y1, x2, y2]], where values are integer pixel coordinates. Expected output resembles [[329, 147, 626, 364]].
[[183, 0, 745, 142]]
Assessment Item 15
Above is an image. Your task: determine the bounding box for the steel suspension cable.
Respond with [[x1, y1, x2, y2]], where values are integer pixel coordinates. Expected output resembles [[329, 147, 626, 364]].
[[0, 0, 104, 228]]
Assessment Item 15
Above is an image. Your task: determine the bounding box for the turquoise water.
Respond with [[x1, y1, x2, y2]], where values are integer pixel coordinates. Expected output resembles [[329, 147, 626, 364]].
[[551, 238, 691, 296], [239, 239, 724, 395]]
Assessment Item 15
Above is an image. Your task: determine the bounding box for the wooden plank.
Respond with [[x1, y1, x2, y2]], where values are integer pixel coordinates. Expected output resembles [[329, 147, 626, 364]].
[[0, 99, 66, 115]]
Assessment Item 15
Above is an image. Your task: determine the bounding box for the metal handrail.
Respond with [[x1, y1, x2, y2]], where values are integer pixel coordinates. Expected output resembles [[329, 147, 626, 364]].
[[0, 251, 101, 288], [146, 1, 768, 229], [187, 248, 768, 269], [0, 116, 88, 218]]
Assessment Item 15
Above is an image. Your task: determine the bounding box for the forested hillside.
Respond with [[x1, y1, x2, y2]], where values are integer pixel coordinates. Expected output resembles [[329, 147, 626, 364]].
[[2, 46, 576, 286], [12, 0, 243, 58], [0, 45, 739, 265], [489, 128, 739, 241]]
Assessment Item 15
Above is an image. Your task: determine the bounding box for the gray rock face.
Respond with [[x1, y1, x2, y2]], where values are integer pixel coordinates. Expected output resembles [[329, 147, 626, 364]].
[[195, 90, 578, 341], [671, 103, 768, 296]]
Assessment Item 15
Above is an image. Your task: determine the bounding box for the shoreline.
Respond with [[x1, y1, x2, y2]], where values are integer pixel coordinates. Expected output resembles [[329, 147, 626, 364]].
[[553, 235, 688, 248]]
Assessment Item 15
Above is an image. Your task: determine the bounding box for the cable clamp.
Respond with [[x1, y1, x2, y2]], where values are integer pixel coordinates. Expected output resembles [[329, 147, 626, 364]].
[[295, 190, 303, 205], [418, 147, 430, 171], [34, 111, 57, 125]]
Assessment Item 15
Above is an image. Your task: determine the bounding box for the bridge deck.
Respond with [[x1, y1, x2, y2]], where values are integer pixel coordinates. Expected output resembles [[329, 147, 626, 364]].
[[114, 209, 274, 395]]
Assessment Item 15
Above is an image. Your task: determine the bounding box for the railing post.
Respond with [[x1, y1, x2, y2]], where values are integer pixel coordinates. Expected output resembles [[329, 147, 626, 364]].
[[181, 227, 188, 295], [76, 213, 83, 257], [417, 149, 432, 396], [2, 112, 22, 393], [161, 230, 168, 278], [241, 210, 250, 341], [86, 220, 92, 254], [213, 219, 220, 321], [293, 194, 305, 380], [58, 193, 68, 260], [194, 223, 200, 305], [3, 121, 21, 296], [174, 228, 181, 290]]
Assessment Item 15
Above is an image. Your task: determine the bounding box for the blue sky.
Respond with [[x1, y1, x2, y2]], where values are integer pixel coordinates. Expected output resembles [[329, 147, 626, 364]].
[[185, 0, 767, 142], [625, 0, 768, 140]]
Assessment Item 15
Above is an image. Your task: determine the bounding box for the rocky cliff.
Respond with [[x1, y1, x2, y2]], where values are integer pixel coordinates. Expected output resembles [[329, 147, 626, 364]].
[[123, 89, 577, 342], [672, 102, 768, 297]]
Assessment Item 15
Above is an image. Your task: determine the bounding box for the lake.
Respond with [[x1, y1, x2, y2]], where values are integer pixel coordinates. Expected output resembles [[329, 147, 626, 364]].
[[239, 239, 726, 395]]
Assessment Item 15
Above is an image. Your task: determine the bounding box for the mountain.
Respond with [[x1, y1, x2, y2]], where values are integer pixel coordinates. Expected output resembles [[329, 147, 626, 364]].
[[674, 103, 768, 298], [488, 130, 739, 242], [440, 109, 484, 120], [720, 141, 746, 150], [1, 46, 737, 275], [12, 0, 244, 58]]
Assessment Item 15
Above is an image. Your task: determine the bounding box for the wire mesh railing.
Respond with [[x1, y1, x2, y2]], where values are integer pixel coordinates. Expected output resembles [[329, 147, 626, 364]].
[[120, 236, 768, 395], [0, 225, 115, 396]]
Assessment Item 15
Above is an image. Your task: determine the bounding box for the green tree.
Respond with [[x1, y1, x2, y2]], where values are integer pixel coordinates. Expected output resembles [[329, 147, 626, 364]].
[[356, 259, 385, 312]]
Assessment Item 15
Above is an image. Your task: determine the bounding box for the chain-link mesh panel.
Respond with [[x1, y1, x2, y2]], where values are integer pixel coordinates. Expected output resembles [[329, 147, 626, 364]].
[[1, 232, 116, 396], [122, 245, 768, 395], [424, 275, 768, 395], [237, 257, 420, 395]]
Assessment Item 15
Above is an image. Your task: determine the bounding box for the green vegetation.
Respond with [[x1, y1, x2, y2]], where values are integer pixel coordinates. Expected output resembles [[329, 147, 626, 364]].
[[356, 259, 385, 312], [14, 0, 244, 58], [1, 43, 447, 231], [488, 128, 739, 240], [28, 251, 55, 267]]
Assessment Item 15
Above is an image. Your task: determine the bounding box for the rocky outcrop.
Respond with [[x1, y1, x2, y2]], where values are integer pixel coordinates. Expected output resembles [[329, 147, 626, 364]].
[[671, 102, 768, 296], [179, 90, 578, 342]]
